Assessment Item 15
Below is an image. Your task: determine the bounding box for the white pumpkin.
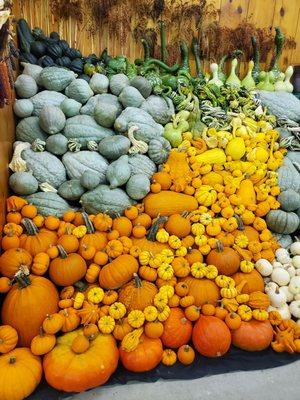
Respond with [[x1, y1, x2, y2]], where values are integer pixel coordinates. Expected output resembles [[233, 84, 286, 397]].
[[275, 248, 291, 264], [271, 268, 290, 286], [272, 261, 283, 269], [255, 259, 273, 277], [276, 303, 291, 320], [268, 286, 287, 307], [289, 300, 300, 318], [279, 286, 294, 302], [297, 269, 300, 276], [292, 255, 300, 269], [294, 294, 300, 301], [287, 265, 296, 278], [288, 276, 300, 295], [265, 281, 278, 293], [290, 242, 300, 256]]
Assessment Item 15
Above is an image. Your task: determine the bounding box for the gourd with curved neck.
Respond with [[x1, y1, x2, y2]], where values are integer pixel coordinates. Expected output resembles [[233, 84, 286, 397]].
[[241, 60, 256, 90], [226, 58, 241, 87], [208, 63, 223, 87], [284, 66, 294, 93]]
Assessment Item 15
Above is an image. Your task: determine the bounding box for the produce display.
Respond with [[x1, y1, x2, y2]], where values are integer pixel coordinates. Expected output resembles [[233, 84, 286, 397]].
[[1, 16, 300, 400]]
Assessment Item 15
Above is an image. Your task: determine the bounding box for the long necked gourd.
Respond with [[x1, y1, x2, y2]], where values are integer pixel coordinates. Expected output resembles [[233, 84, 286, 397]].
[[284, 66, 294, 93], [208, 63, 223, 87], [226, 58, 241, 87], [241, 61, 256, 90], [274, 72, 286, 92], [257, 72, 274, 91]]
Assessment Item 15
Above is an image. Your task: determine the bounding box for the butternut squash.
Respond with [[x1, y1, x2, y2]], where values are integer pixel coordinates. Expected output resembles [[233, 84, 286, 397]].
[[144, 191, 198, 218], [195, 149, 226, 165]]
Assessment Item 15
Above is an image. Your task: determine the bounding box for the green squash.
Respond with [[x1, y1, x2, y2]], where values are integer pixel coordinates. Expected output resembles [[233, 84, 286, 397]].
[[31, 90, 67, 116], [89, 73, 109, 94], [130, 76, 152, 98], [60, 98, 82, 117], [278, 159, 300, 192], [80, 170, 101, 190], [80, 93, 122, 116], [128, 154, 156, 178], [63, 115, 114, 147], [9, 172, 39, 195], [14, 74, 38, 99], [80, 184, 133, 216], [39, 105, 66, 134], [25, 192, 75, 217], [140, 95, 174, 125], [65, 79, 94, 104], [106, 155, 131, 189], [39, 67, 76, 91], [13, 99, 34, 118], [22, 148, 67, 188], [94, 103, 119, 128], [98, 135, 131, 160], [278, 189, 300, 212], [266, 210, 299, 234], [110, 73, 130, 96], [62, 151, 108, 181], [126, 173, 150, 200], [148, 137, 171, 164], [58, 179, 86, 201], [16, 116, 48, 143], [118, 86, 144, 108], [46, 134, 68, 155]]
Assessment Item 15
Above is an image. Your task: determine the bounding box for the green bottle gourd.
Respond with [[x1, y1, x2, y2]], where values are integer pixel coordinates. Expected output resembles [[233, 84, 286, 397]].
[[284, 66, 294, 93], [274, 72, 286, 92], [251, 36, 261, 83], [269, 27, 285, 81], [218, 54, 229, 83], [226, 58, 241, 87], [208, 63, 223, 87], [191, 37, 204, 79], [257, 72, 274, 91], [241, 61, 256, 90]]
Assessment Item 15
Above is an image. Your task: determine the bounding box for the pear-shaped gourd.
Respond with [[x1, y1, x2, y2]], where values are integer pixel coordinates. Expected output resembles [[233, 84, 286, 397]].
[[226, 58, 241, 88], [106, 155, 131, 189], [208, 63, 223, 87], [274, 72, 286, 92], [257, 72, 274, 91], [241, 61, 256, 90], [284, 66, 294, 93]]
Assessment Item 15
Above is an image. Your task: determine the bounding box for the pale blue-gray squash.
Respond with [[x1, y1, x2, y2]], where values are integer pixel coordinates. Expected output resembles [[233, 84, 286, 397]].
[[13, 99, 34, 118], [58, 179, 86, 201], [62, 151, 108, 181], [258, 91, 300, 122], [31, 90, 67, 116], [126, 173, 150, 200], [141, 95, 174, 125], [80, 93, 123, 116], [106, 155, 131, 189], [39, 67, 76, 91], [128, 154, 156, 178], [114, 107, 164, 143], [39, 105, 66, 134], [25, 192, 75, 217], [22, 148, 67, 188], [60, 98, 82, 117], [94, 102, 118, 128], [89, 74, 109, 94], [9, 172, 39, 195], [277, 158, 300, 192], [80, 184, 133, 215], [278, 189, 300, 212], [63, 115, 114, 147], [14, 74, 38, 99], [130, 76, 152, 98], [110, 74, 130, 96], [266, 210, 300, 234], [80, 170, 101, 190], [16, 116, 48, 143], [148, 137, 171, 164], [21, 62, 43, 83], [98, 135, 131, 160], [46, 134, 69, 155], [118, 86, 145, 108], [65, 79, 94, 104], [273, 233, 293, 249]]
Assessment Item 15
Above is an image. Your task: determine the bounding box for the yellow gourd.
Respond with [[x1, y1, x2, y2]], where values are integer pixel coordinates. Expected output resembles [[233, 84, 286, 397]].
[[237, 179, 256, 206], [195, 148, 226, 165], [225, 137, 246, 160]]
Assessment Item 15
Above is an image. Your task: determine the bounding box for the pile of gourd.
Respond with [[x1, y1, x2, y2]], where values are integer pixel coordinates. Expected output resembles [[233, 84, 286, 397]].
[[10, 64, 174, 215]]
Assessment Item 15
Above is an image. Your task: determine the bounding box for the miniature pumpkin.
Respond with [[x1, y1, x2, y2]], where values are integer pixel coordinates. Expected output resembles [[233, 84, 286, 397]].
[[247, 291, 270, 310], [80, 213, 108, 250], [162, 349, 177, 366], [144, 321, 164, 339], [0, 325, 18, 354], [0, 248, 32, 278], [59, 308, 80, 332], [113, 319, 133, 341], [206, 242, 240, 276], [161, 308, 192, 349], [192, 315, 231, 357], [78, 301, 102, 325], [30, 328, 56, 355], [42, 313, 64, 335], [182, 277, 220, 306], [43, 329, 119, 392], [99, 255, 139, 289], [19, 218, 57, 256], [31, 252, 50, 276], [231, 320, 273, 351], [177, 344, 195, 365], [165, 213, 191, 238], [232, 270, 264, 294]]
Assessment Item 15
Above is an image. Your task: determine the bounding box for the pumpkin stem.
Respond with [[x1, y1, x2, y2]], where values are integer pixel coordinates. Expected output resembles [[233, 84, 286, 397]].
[[234, 214, 244, 231], [21, 218, 39, 235], [10, 266, 31, 288], [57, 245, 68, 259], [216, 241, 224, 253], [9, 356, 16, 364], [39, 327, 45, 337], [74, 280, 89, 292], [147, 215, 168, 241], [181, 210, 189, 218], [133, 273, 143, 288], [82, 212, 95, 234]]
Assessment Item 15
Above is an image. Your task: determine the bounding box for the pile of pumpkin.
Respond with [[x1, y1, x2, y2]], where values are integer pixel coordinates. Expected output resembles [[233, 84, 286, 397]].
[[1, 119, 300, 398]]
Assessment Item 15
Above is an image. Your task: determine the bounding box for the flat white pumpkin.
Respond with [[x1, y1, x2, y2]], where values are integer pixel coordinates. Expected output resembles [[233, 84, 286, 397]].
[[279, 286, 294, 302], [268, 286, 287, 307], [275, 248, 291, 264], [289, 300, 300, 318], [290, 242, 300, 256], [288, 276, 300, 295], [292, 255, 300, 269], [271, 268, 290, 286], [256, 259, 273, 277]]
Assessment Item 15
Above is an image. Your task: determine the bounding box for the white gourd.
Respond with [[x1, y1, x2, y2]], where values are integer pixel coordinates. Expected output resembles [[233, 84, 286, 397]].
[[287, 265, 296, 278], [283, 66, 294, 93], [288, 276, 300, 295], [272, 261, 283, 269], [294, 294, 300, 301], [292, 255, 300, 269], [297, 269, 300, 276], [271, 268, 290, 286], [208, 64, 223, 87], [241, 61, 256, 90], [255, 259, 273, 276], [290, 242, 300, 256], [275, 248, 291, 264], [274, 73, 286, 92], [276, 303, 291, 320], [128, 126, 148, 154], [279, 286, 294, 302], [268, 286, 287, 307], [289, 300, 300, 318], [8, 141, 31, 172], [265, 281, 278, 293]]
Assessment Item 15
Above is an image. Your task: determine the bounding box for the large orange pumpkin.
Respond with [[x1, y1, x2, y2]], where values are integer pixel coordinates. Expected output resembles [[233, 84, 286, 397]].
[[144, 191, 198, 218], [19, 218, 57, 256], [132, 237, 169, 255], [232, 270, 264, 294], [1, 273, 59, 347], [49, 245, 87, 286], [192, 315, 231, 357], [206, 242, 240, 276], [118, 273, 158, 311], [119, 334, 163, 372], [182, 277, 220, 306], [44, 329, 118, 392], [161, 308, 192, 349], [231, 320, 273, 351], [0, 248, 32, 278], [99, 254, 139, 289]]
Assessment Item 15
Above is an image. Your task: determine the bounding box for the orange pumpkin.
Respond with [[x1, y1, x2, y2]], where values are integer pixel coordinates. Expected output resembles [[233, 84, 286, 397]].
[[0, 248, 32, 278], [112, 216, 133, 237], [192, 315, 231, 357], [206, 242, 240, 276], [119, 334, 163, 372], [99, 255, 139, 289], [0, 325, 18, 353], [132, 237, 169, 255], [165, 213, 191, 238], [19, 218, 57, 256], [80, 212, 107, 250], [231, 320, 273, 351], [161, 308, 192, 349], [182, 277, 220, 306], [43, 329, 119, 392], [113, 319, 133, 341], [232, 270, 264, 294]]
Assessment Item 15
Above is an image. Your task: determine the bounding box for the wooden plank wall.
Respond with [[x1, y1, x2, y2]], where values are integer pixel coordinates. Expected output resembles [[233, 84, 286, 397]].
[[12, 0, 300, 71]]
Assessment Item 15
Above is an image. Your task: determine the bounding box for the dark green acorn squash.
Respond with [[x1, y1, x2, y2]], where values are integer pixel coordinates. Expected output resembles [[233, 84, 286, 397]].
[[70, 58, 84, 74], [47, 44, 63, 59], [56, 57, 72, 68], [38, 56, 55, 68], [58, 40, 70, 54], [78, 74, 90, 83], [19, 53, 38, 65], [50, 32, 60, 41], [65, 48, 82, 60], [30, 41, 46, 57]]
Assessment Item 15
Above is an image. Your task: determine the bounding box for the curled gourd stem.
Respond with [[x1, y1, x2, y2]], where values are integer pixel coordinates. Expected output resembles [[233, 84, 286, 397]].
[[10, 265, 31, 288], [82, 212, 95, 234], [57, 245, 68, 259], [40, 182, 57, 192], [147, 215, 168, 241], [128, 126, 148, 155], [31, 138, 46, 152], [133, 273, 142, 288], [8, 141, 30, 172], [22, 218, 39, 235]]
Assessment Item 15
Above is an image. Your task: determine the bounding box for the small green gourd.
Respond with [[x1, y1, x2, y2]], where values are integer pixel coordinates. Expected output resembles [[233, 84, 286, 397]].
[[284, 66, 294, 93], [98, 135, 131, 160], [208, 63, 223, 87], [89, 73, 109, 94], [65, 79, 94, 104], [241, 61, 256, 90], [39, 105, 66, 134], [126, 174, 150, 200], [226, 58, 241, 88], [110, 74, 130, 96], [58, 179, 86, 201], [106, 155, 131, 189], [257, 72, 274, 91], [164, 111, 190, 148], [94, 103, 119, 128], [9, 172, 39, 195], [60, 98, 82, 117], [46, 134, 69, 155], [80, 170, 101, 190], [13, 99, 34, 118], [118, 86, 145, 108], [274, 72, 286, 92]]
